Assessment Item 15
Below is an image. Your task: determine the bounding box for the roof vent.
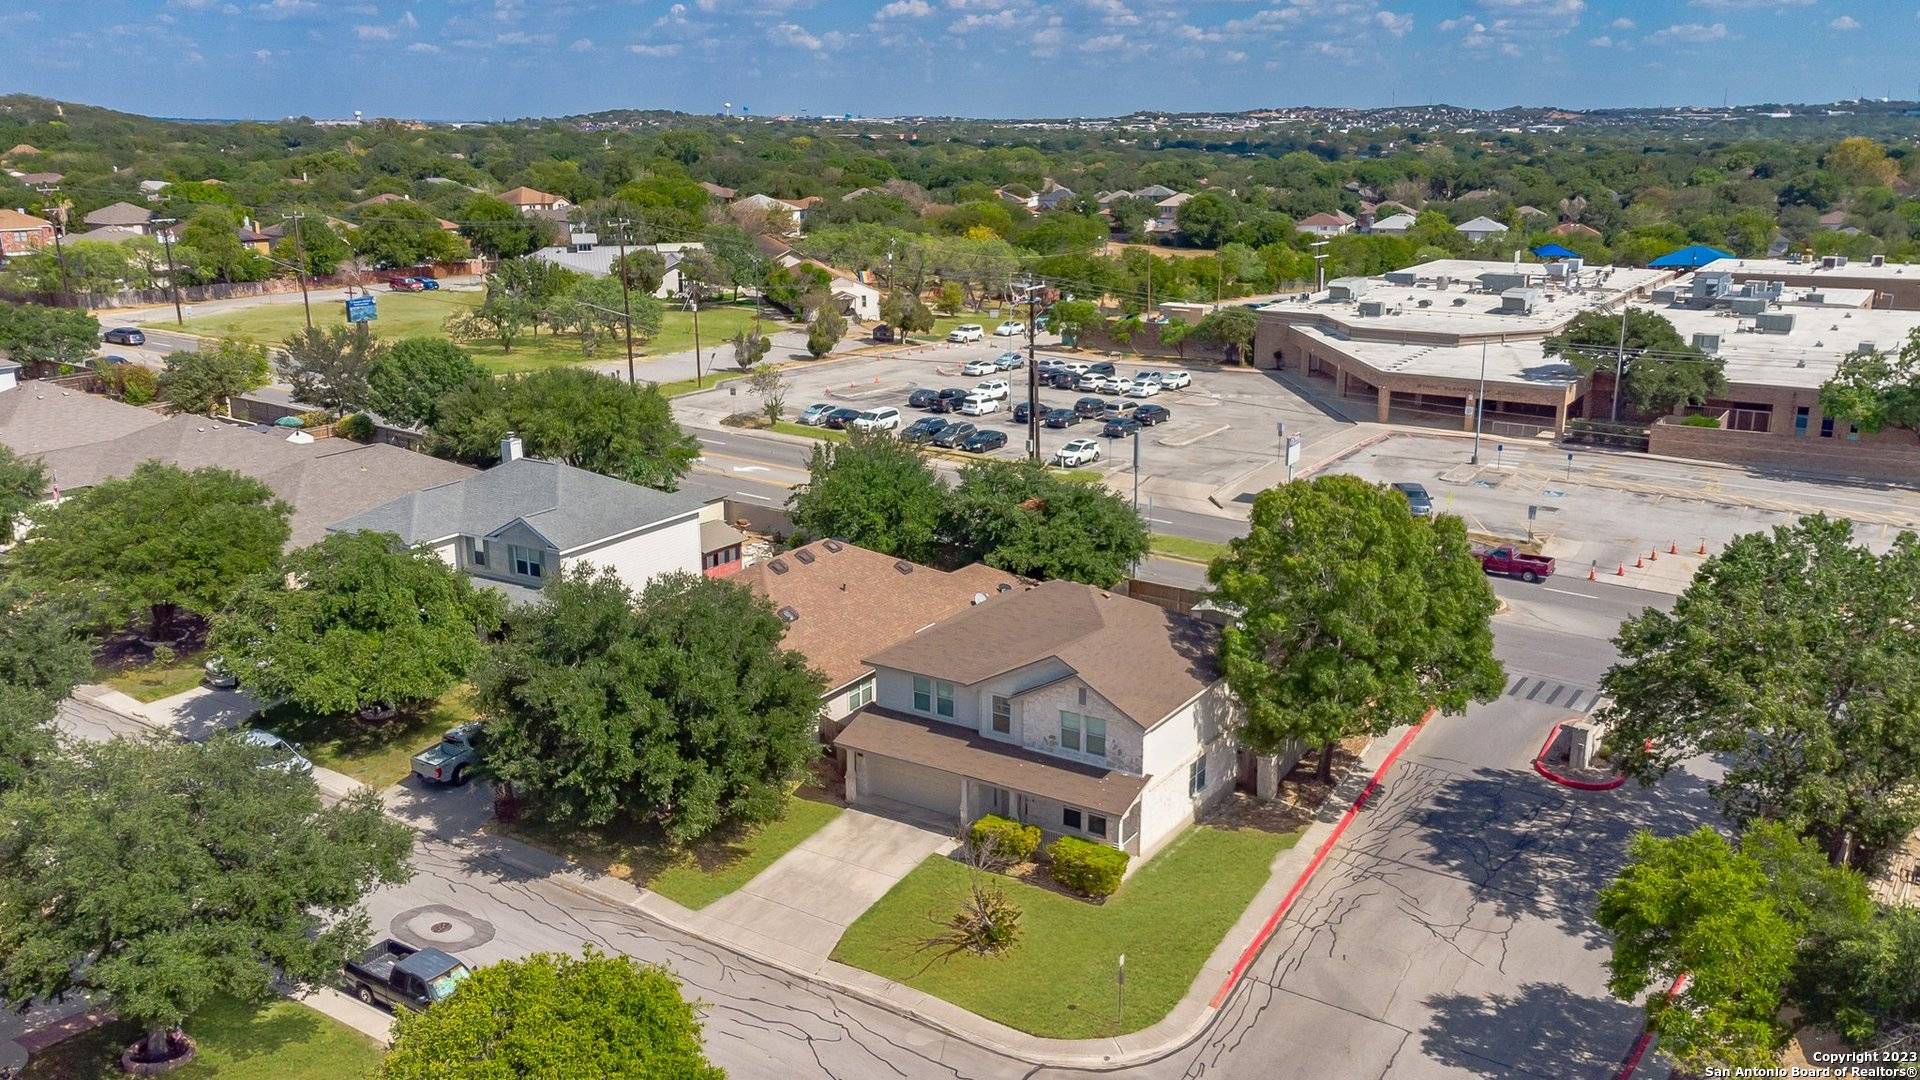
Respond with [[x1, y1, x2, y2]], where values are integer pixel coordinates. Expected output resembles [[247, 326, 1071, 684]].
[[794, 549, 815, 565], [971, 592, 988, 605], [995, 582, 1013, 593], [769, 559, 789, 575], [777, 606, 799, 622], [893, 560, 913, 575], [822, 539, 843, 553]]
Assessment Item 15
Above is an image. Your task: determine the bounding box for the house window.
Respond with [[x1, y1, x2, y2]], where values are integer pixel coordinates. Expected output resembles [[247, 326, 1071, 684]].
[[848, 679, 874, 710], [1189, 756, 1208, 796], [1087, 814, 1108, 838], [1084, 717, 1107, 759], [1821, 415, 1836, 438], [470, 540, 486, 566], [1062, 807, 1082, 830], [1060, 712, 1104, 759], [1059, 712, 1081, 752], [912, 675, 953, 718], [991, 696, 1011, 734], [1794, 406, 1810, 437], [510, 545, 543, 578]]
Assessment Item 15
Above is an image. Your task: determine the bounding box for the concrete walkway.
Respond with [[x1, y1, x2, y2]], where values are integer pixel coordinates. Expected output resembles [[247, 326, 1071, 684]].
[[703, 809, 955, 961]]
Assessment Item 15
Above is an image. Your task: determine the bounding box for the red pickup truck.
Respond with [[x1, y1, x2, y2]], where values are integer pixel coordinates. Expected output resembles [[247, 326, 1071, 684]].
[[1475, 544, 1555, 583]]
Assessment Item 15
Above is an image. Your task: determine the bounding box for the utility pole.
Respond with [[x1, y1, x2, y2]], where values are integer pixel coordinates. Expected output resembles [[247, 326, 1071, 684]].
[[39, 186, 70, 298], [1470, 340, 1488, 465], [1609, 302, 1628, 423], [690, 273, 704, 390], [608, 217, 637, 384], [288, 212, 313, 330], [1310, 239, 1331, 293], [152, 218, 185, 326], [1018, 275, 1042, 463]]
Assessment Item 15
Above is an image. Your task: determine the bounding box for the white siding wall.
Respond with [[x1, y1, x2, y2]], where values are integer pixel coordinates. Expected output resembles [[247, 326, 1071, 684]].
[[1135, 734, 1236, 857], [560, 514, 701, 592], [426, 539, 458, 568]]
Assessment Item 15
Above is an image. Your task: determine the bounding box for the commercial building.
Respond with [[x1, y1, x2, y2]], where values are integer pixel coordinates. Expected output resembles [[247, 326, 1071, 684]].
[[1701, 254, 1920, 311]]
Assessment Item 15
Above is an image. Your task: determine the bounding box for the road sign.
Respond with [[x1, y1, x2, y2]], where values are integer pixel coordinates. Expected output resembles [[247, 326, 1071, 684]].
[[345, 296, 377, 323]]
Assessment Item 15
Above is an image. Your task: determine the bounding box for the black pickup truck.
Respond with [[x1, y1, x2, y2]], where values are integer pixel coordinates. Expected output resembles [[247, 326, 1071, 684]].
[[345, 940, 472, 1013]]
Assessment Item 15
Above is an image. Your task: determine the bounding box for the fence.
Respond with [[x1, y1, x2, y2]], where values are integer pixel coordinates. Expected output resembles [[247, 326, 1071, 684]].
[[1, 259, 488, 311]]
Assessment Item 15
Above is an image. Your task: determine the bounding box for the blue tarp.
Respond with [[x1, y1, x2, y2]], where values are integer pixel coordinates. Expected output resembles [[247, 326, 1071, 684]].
[[1530, 243, 1581, 259], [1649, 244, 1733, 269]]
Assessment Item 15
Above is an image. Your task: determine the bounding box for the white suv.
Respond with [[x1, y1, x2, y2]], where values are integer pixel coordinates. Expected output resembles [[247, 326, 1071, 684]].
[[851, 407, 900, 432], [1160, 370, 1192, 389], [959, 393, 1002, 416], [994, 320, 1023, 336], [1054, 438, 1102, 467], [1125, 380, 1161, 398], [948, 324, 984, 343], [974, 378, 1011, 400]]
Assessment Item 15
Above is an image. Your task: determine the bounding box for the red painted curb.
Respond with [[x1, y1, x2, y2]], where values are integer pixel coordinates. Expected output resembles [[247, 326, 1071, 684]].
[[1532, 720, 1628, 791], [1208, 713, 1432, 1009], [1615, 974, 1688, 1079]]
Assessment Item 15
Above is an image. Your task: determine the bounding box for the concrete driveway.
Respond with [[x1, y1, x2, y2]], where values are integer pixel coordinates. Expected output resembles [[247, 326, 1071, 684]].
[[701, 808, 955, 962]]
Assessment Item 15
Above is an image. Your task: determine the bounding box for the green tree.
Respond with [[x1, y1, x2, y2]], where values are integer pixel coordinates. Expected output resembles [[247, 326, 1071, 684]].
[[157, 337, 271, 416], [211, 531, 505, 719], [612, 249, 668, 295], [367, 337, 485, 429], [1599, 516, 1920, 867], [458, 194, 545, 260], [272, 218, 350, 277], [746, 364, 787, 424], [0, 736, 412, 1063], [1545, 308, 1728, 417], [284, 322, 384, 416], [1047, 299, 1100, 342], [354, 201, 468, 268], [1820, 330, 1920, 439], [1156, 318, 1191, 359], [0, 588, 90, 793], [945, 461, 1148, 587], [8, 462, 290, 638], [0, 443, 48, 538], [1175, 191, 1239, 249], [807, 305, 845, 359], [478, 569, 824, 840], [428, 368, 699, 489], [732, 321, 773, 372], [881, 290, 934, 342], [379, 947, 723, 1080], [1196, 306, 1258, 364], [1825, 137, 1899, 189], [179, 205, 266, 283], [788, 432, 947, 563], [0, 302, 100, 368], [935, 280, 966, 314], [1208, 476, 1504, 781]]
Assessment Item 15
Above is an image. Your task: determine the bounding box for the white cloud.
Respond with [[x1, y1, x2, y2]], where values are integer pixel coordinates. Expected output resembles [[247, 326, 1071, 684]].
[[400, 11, 418, 28], [1689, 0, 1809, 8], [406, 40, 440, 52], [1081, 32, 1126, 51], [253, 0, 318, 16], [252, 47, 275, 60], [570, 36, 594, 50], [1084, 0, 1139, 26], [628, 41, 681, 55], [495, 29, 554, 44], [875, 0, 934, 15], [1375, 10, 1412, 36], [1586, 33, 1611, 45], [948, 8, 1019, 31], [1610, 16, 1634, 28], [768, 21, 823, 49], [1648, 20, 1729, 42], [1224, 49, 1246, 62], [1828, 14, 1859, 29], [354, 23, 394, 39]]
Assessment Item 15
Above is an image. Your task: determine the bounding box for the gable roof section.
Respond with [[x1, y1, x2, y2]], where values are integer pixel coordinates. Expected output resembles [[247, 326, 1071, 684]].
[[0, 384, 169, 455], [329, 457, 705, 552], [501, 186, 561, 206], [1456, 216, 1508, 233], [736, 540, 1021, 692], [1298, 212, 1353, 228], [82, 201, 152, 227], [0, 209, 53, 233], [865, 578, 1221, 728]]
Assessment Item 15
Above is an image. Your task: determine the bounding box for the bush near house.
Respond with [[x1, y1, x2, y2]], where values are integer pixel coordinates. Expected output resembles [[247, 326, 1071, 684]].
[[969, 814, 1041, 865], [1048, 836, 1129, 898]]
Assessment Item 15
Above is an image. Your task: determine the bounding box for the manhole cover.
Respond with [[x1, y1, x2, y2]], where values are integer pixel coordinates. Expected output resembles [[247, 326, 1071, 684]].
[[390, 905, 496, 953], [431, 921, 453, 933]]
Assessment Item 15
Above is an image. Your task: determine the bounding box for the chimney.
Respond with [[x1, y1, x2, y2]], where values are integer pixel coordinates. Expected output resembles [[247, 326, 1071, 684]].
[[500, 432, 523, 462]]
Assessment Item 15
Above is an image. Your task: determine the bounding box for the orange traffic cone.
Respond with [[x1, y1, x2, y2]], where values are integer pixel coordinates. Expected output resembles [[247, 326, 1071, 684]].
[[1649, 548, 1658, 562], [1587, 565, 1597, 581], [1669, 542, 1678, 555], [1697, 540, 1707, 555], [1634, 555, 1643, 568], [1616, 564, 1626, 576]]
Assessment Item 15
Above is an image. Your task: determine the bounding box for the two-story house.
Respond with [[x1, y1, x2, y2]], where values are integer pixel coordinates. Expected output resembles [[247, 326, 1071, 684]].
[[833, 579, 1238, 863], [326, 436, 709, 604]]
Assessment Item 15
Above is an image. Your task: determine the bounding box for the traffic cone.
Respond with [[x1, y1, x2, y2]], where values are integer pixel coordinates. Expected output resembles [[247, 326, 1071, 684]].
[[1648, 548, 1658, 562], [1587, 565, 1597, 581], [1669, 542, 1678, 555], [1616, 564, 1626, 576], [1697, 540, 1707, 555], [1634, 555, 1643, 568]]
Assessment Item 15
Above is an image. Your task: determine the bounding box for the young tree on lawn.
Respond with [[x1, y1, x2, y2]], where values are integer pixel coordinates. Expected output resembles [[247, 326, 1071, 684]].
[[156, 337, 272, 416], [7, 462, 290, 638], [0, 588, 91, 793], [881, 290, 934, 343], [935, 281, 966, 315], [284, 322, 385, 416], [0, 444, 48, 539], [1598, 516, 1920, 868], [353, 201, 468, 268], [1046, 299, 1100, 342], [1819, 330, 1920, 440], [379, 947, 722, 1080], [211, 531, 505, 719], [807, 304, 846, 359], [0, 737, 412, 1065], [1156, 318, 1191, 359], [271, 217, 350, 277], [1196, 306, 1258, 364], [1208, 476, 1505, 781], [0, 302, 100, 368], [1544, 308, 1727, 417], [746, 364, 787, 425], [732, 321, 772, 372], [366, 337, 485, 429], [447, 289, 537, 354], [612, 249, 668, 295], [477, 569, 824, 840], [788, 432, 947, 563], [945, 461, 1148, 587], [428, 368, 699, 489]]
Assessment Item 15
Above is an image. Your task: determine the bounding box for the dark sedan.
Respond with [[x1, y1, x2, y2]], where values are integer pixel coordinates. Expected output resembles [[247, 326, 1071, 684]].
[[1086, 361, 1117, 377], [1102, 417, 1142, 438], [900, 417, 949, 444], [960, 429, 1008, 453], [930, 421, 977, 449], [1012, 401, 1041, 425], [1135, 403, 1171, 425], [907, 388, 941, 409], [1047, 370, 1078, 389], [1044, 407, 1079, 428], [1073, 396, 1108, 418], [823, 407, 862, 430], [103, 327, 145, 346]]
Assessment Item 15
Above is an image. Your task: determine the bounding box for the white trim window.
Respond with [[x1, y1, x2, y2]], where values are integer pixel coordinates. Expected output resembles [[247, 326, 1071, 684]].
[[1188, 755, 1208, 797], [509, 544, 544, 579], [990, 695, 1011, 734], [912, 675, 954, 718], [847, 679, 875, 710], [1059, 711, 1106, 760]]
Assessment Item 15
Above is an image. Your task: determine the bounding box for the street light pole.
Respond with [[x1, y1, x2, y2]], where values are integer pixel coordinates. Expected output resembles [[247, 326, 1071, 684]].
[[1469, 340, 1488, 465], [608, 217, 637, 384], [39, 186, 70, 299], [152, 218, 185, 326], [288, 212, 313, 330], [1019, 275, 1041, 463], [1609, 302, 1628, 423]]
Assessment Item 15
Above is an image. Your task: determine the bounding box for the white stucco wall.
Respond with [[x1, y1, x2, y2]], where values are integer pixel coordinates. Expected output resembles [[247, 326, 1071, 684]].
[[560, 513, 701, 592]]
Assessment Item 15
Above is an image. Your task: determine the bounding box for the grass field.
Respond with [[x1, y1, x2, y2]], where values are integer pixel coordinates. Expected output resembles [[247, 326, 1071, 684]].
[[100, 652, 208, 703], [1149, 533, 1232, 565], [21, 995, 384, 1080], [254, 686, 479, 789], [177, 292, 787, 375], [831, 825, 1297, 1038], [504, 792, 843, 910]]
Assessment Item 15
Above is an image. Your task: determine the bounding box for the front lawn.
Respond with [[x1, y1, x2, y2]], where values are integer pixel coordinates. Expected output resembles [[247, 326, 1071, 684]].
[[254, 686, 478, 789], [504, 791, 843, 910], [21, 994, 384, 1080], [831, 825, 1298, 1038], [99, 652, 208, 703], [1150, 533, 1232, 565], [651, 370, 746, 399]]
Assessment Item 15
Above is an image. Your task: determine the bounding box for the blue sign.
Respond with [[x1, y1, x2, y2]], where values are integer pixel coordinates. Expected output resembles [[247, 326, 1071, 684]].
[[345, 296, 377, 324]]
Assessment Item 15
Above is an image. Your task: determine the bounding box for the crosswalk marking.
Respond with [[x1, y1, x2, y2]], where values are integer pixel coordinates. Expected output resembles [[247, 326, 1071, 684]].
[[1504, 674, 1604, 714]]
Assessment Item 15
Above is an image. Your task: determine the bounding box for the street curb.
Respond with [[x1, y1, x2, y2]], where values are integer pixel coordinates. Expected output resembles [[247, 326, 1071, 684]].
[[1615, 974, 1687, 1079], [1532, 720, 1627, 791]]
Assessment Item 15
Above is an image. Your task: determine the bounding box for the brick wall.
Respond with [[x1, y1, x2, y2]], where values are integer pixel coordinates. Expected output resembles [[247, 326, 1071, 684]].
[[1648, 417, 1920, 482]]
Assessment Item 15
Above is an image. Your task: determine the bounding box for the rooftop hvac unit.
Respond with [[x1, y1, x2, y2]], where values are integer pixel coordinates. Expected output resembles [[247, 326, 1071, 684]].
[[1691, 332, 1721, 354], [1417, 298, 1432, 308], [1500, 288, 1542, 315], [1545, 262, 1569, 280], [1452, 297, 1468, 306], [1754, 312, 1796, 334], [1871, 254, 1887, 267], [1328, 278, 1368, 302], [1357, 300, 1385, 317], [1821, 255, 1848, 270], [1384, 271, 1417, 286], [1806, 292, 1825, 304], [1787, 251, 1804, 264], [1730, 296, 1767, 316], [1651, 287, 1680, 305], [1434, 275, 1452, 290], [1479, 272, 1528, 294], [1854, 341, 1878, 356]]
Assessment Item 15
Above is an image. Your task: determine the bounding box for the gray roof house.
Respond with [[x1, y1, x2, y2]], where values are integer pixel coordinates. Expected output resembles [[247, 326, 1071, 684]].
[[82, 201, 154, 230], [328, 437, 709, 605]]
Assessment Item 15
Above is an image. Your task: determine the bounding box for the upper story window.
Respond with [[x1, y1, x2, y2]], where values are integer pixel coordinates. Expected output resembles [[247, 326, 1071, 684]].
[[1059, 711, 1108, 760], [470, 539, 487, 566], [913, 675, 954, 718], [510, 545, 544, 579], [848, 679, 875, 710], [991, 695, 1011, 734]]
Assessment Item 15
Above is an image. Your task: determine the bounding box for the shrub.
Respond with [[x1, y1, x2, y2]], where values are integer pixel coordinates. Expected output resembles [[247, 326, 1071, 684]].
[[297, 409, 331, 429], [1047, 835, 1129, 898], [969, 814, 1041, 866], [1679, 413, 1722, 428], [920, 875, 1021, 958], [335, 412, 376, 442]]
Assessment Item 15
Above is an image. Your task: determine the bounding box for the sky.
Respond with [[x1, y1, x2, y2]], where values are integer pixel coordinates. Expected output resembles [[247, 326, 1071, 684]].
[[2, 0, 1917, 122]]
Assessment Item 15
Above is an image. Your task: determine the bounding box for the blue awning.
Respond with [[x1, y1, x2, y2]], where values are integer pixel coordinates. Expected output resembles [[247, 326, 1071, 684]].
[[1530, 243, 1581, 259], [1648, 245, 1733, 269]]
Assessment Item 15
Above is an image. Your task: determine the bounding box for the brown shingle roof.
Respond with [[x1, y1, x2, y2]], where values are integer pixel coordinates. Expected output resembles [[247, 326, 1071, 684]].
[[0, 209, 53, 233], [865, 579, 1220, 728], [501, 186, 561, 206], [836, 705, 1148, 817], [736, 539, 1020, 692], [0, 384, 168, 456]]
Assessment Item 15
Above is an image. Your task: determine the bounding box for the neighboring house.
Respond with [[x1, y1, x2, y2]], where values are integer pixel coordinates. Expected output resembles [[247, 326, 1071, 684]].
[[734, 539, 1020, 734], [13, 172, 62, 188], [795, 258, 881, 321], [698, 181, 737, 201], [0, 208, 55, 259], [1549, 222, 1602, 239], [840, 187, 880, 202], [528, 233, 705, 298], [1515, 205, 1552, 224], [1035, 185, 1077, 212], [327, 437, 706, 605], [1456, 216, 1510, 243], [501, 186, 571, 214], [633, 474, 745, 580], [236, 216, 278, 255], [352, 193, 409, 209], [1298, 211, 1356, 237], [997, 187, 1039, 212], [1149, 192, 1192, 234], [1372, 200, 1416, 217], [731, 193, 816, 231], [835, 579, 1239, 862], [1133, 184, 1178, 201], [1096, 190, 1134, 205], [1818, 209, 1850, 229], [81, 201, 153, 232], [1368, 213, 1418, 236], [3, 144, 41, 159]]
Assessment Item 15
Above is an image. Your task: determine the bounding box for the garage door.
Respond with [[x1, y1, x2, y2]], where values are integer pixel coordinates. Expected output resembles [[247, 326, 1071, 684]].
[[856, 753, 963, 822]]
